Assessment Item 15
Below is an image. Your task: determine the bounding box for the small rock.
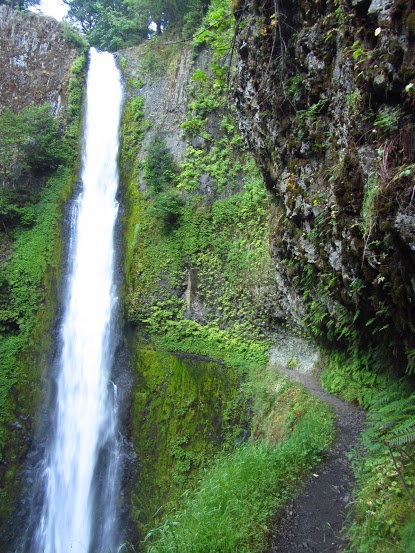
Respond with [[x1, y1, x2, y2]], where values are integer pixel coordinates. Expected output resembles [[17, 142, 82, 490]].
[[190, 135, 206, 148], [368, 0, 393, 15]]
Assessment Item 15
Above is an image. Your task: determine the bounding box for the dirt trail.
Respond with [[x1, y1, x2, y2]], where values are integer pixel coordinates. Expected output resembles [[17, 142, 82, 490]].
[[268, 366, 366, 553]]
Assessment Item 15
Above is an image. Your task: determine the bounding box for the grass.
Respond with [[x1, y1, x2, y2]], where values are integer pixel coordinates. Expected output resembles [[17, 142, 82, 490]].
[[143, 368, 334, 552]]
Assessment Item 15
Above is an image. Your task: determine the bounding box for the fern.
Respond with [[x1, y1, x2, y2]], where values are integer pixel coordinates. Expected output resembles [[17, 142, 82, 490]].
[[407, 349, 415, 375], [387, 430, 415, 448]]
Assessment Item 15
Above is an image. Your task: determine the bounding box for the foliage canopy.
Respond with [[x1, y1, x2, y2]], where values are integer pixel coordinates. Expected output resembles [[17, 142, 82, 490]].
[[63, 0, 210, 50]]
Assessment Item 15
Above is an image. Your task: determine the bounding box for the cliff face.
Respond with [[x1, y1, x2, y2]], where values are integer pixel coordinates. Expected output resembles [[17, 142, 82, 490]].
[[116, 34, 282, 534], [118, 42, 193, 165], [0, 6, 82, 114], [233, 0, 415, 372], [0, 9, 85, 549]]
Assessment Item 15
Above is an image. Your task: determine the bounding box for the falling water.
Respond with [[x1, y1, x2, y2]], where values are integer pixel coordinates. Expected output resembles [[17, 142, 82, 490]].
[[35, 48, 123, 553]]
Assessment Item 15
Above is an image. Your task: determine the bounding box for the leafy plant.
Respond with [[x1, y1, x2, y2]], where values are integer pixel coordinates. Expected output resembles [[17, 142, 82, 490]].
[[373, 107, 401, 136], [285, 74, 303, 101], [297, 98, 328, 122], [143, 134, 177, 193], [350, 40, 369, 62], [149, 189, 185, 230], [360, 173, 380, 250]]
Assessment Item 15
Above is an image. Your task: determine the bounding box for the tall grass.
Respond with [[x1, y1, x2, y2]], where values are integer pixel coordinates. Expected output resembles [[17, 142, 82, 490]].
[[144, 378, 334, 553]]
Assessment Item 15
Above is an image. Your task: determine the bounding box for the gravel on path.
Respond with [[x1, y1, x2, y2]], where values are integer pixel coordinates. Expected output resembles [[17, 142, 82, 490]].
[[268, 366, 366, 553]]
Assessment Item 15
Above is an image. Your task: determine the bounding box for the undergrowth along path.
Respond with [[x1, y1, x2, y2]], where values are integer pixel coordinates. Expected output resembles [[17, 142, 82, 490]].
[[269, 365, 366, 553]]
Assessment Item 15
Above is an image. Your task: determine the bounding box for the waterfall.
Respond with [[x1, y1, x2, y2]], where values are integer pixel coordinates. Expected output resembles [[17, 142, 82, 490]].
[[35, 48, 123, 553]]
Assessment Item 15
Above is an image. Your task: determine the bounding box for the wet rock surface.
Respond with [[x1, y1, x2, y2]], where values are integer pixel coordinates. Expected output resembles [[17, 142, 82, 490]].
[[233, 0, 415, 368], [0, 6, 81, 114]]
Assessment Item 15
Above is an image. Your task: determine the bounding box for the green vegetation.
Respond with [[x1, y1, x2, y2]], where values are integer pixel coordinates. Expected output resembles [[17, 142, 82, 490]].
[[297, 98, 329, 124], [121, 0, 271, 370], [360, 173, 380, 249], [0, 51, 85, 535], [143, 134, 177, 193], [130, 348, 248, 531], [144, 367, 334, 552], [0, 167, 74, 423], [348, 387, 415, 552], [316, 342, 415, 553], [284, 74, 304, 102], [64, 0, 211, 51], [0, 105, 66, 185], [373, 106, 401, 136]]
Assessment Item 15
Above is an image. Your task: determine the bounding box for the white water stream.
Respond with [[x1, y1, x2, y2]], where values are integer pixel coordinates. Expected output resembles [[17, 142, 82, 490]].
[[36, 48, 123, 553]]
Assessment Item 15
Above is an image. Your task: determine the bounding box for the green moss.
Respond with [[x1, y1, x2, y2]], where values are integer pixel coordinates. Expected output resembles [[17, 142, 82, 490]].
[[130, 346, 247, 532], [143, 367, 334, 552]]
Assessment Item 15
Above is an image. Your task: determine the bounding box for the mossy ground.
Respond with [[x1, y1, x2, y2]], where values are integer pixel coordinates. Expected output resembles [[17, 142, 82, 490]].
[[141, 365, 334, 552]]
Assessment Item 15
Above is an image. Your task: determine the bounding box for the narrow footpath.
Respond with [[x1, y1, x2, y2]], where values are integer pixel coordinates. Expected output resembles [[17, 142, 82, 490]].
[[269, 366, 366, 553]]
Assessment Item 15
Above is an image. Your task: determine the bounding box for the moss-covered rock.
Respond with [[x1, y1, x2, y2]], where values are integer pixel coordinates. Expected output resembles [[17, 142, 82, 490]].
[[129, 345, 247, 535], [233, 0, 415, 373]]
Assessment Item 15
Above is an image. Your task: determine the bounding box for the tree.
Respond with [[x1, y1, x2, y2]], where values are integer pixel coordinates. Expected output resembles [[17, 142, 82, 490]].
[[64, 0, 99, 33], [143, 134, 177, 193], [64, 0, 148, 48], [63, 0, 210, 50], [0, 0, 39, 9], [0, 105, 64, 186]]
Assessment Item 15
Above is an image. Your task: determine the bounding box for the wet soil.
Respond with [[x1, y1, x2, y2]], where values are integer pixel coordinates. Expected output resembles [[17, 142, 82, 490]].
[[268, 366, 366, 553]]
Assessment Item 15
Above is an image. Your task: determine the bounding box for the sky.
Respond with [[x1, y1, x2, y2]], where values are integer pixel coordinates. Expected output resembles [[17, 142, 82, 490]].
[[30, 0, 68, 21]]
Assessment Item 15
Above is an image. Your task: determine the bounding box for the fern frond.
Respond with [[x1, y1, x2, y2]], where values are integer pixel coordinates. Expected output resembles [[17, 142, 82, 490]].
[[370, 389, 408, 409], [389, 419, 415, 436], [387, 430, 415, 447], [406, 349, 415, 375]]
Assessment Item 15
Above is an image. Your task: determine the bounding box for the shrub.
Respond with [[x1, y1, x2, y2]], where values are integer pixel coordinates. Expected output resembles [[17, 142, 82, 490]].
[[143, 134, 177, 193], [0, 105, 65, 184], [149, 189, 185, 230]]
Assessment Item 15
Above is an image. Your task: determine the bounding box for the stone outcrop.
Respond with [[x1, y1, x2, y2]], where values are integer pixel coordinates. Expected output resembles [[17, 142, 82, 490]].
[[233, 0, 415, 368], [0, 5, 80, 114]]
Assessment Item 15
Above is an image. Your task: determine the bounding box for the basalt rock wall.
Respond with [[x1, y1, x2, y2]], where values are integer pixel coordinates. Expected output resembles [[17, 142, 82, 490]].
[[233, 0, 415, 370], [0, 5, 80, 114]]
